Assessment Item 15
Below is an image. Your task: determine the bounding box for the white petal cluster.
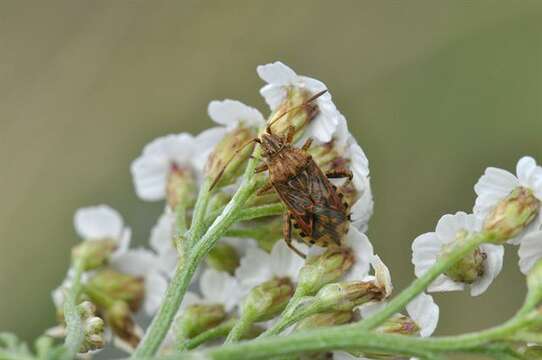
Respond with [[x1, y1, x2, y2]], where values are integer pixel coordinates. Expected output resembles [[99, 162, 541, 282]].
[[474, 156, 542, 244], [412, 212, 504, 296], [236, 240, 307, 293], [257, 61, 341, 143]]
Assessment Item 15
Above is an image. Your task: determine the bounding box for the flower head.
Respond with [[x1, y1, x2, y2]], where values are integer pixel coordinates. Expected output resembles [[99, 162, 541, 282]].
[[412, 212, 504, 296], [474, 156, 542, 244], [236, 240, 307, 293], [257, 61, 341, 142]]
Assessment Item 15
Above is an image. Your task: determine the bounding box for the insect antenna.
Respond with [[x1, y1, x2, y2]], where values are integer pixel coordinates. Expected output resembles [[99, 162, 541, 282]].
[[209, 138, 261, 191], [266, 89, 328, 134]]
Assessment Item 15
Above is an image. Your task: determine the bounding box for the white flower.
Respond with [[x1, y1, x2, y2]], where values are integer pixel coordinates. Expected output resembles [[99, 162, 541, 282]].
[[474, 156, 542, 244], [110, 248, 168, 315], [131, 127, 226, 201], [149, 211, 179, 277], [257, 61, 341, 143], [236, 240, 307, 293], [182, 268, 243, 313], [74, 205, 131, 259], [208, 99, 265, 130], [334, 115, 373, 232], [518, 230, 542, 274], [412, 212, 504, 296], [341, 227, 374, 282]]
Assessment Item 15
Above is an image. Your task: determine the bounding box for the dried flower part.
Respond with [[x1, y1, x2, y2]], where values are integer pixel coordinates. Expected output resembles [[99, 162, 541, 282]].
[[298, 248, 354, 295], [87, 269, 145, 312], [295, 311, 353, 331], [376, 313, 421, 336], [206, 243, 240, 274], [315, 281, 384, 312], [205, 125, 256, 188], [71, 239, 117, 271], [241, 277, 294, 321], [105, 301, 140, 348], [483, 187, 540, 244], [266, 87, 318, 139], [176, 304, 227, 339], [438, 230, 486, 284], [166, 164, 197, 210]]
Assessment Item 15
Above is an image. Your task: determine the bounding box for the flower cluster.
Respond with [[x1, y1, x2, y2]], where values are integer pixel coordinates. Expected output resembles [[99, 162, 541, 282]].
[[43, 61, 542, 360]]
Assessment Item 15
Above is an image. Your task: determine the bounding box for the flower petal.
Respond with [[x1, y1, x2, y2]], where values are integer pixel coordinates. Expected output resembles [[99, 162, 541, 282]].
[[518, 230, 542, 274], [470, 244, 504, 296], [208, 99, 265, 129], [200, 268, 241, 312], [74, 205, 124, 241], [406, 293, 439, 337]]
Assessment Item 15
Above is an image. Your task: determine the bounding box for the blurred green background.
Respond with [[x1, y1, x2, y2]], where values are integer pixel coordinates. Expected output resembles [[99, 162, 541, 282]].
[[1, 1, 542, 358]]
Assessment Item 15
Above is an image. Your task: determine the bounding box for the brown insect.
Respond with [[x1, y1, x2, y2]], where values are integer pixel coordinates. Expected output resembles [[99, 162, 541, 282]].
[[211, 91, 352, 258]]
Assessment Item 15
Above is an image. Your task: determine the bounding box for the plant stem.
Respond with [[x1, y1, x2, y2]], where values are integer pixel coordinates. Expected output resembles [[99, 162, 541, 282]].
[[63, 258, 85, 359], [133, 156, 260, 358], [183, 319, 237, 350], [191, 309, 540, 360], [356, 232, 488, 331], [224, 313, 256, 344], [188, 180, 212, 248], [260, 292, 309, 337]]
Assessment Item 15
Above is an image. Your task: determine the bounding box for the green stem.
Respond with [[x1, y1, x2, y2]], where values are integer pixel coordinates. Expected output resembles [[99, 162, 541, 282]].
[[204, 203, 284, 229], [224, 313, 256, 344], [188, 180, 212, 248], [356, 232, 488, 331], [133, 156, 260, 358], [191, 309, 540, 360], [63, 258, 85, 359], [131, 260, 198, 358], [183, 319, 237, 350], [260, 292, 310, 337]]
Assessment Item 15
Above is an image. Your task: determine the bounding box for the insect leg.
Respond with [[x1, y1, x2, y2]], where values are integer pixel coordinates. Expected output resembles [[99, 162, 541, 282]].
[[325, 168, 353, 185], [301, 137, 313, 151], [209, 138, 261, 191], [254, 163, 269, 173], [283, 212, 306, 258], [256, 180, 274, 196]]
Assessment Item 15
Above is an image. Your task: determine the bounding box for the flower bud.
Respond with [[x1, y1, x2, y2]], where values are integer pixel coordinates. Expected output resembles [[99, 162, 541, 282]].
[[267, 88, 318, 139], [295, 311, 353, 331], [206, 125, 256, 189], [439, 230, 486, 284], [77, 300, 97, 320], [79, 316, 106, 353], [105, 301, 140, 348], [376, 314, 420, 336], [71, 239, 117, 271], [483, 187, 540, 244], [167, 164, 197, 210], [87, 269, 145, 312], [241, 277, 294, 321], [206, 243, 240, 274], [176, 304, 227, 339], [298, 248, 354, 295], [315, 281, 384, 312]]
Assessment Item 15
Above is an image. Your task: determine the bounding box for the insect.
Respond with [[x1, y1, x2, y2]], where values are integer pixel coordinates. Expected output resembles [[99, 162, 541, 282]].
[[211, 91, 353, 258]]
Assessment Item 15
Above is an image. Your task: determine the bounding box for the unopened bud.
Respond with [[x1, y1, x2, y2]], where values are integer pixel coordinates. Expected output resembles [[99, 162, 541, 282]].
[[77, 301, 97, 320], [167, 164, 197, 210], [87, 269, 145, 312], [105, 301, 140, 348], [267, 88, 318, 139], [315, 281, 384, 312], [484, 187, 540, 244], [206, 243, 240, 274], [72, 239, 117, 270], [176, 304, 227, 339], [206, 125, 256, 189], [376, 314, 420, 336], [79, 316, 105, 353], [298, 248, 354, 295], [439, 230, 486, 284], [241, 277, 294, 321], [296, 311, 353, 331]]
